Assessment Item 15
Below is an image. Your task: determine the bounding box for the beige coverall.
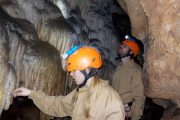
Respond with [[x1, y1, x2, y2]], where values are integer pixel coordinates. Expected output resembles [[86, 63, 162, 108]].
[[29, 79, 125, 120], [112, 60, 145, 120]]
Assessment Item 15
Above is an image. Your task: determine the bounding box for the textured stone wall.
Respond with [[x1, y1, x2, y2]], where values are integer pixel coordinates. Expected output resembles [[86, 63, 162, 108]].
[[0, 1, 73, 119], [116, 0, 149, 40], [117, 0, 180, 101]]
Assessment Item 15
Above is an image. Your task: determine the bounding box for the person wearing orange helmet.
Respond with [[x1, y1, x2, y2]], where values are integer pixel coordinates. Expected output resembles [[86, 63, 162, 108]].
[[112, 35, 145, 120], [12, 45, 125, 120]]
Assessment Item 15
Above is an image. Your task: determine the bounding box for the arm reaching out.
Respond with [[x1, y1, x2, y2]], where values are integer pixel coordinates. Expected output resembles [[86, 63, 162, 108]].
[[11, 87, 32, 97], [12, 88, 74, 117]]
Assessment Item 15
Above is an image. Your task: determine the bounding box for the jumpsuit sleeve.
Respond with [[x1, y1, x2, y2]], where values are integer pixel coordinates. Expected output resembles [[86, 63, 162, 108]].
[[131, 69, 145, 120], [105, 91, 125, 120], [28, 90, 76, 117]]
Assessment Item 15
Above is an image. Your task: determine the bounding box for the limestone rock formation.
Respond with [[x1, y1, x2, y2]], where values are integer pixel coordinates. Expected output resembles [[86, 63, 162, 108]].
[[117, 0, 180, 112], [116, 0, 148, 40], [0, 1, 74, 119]]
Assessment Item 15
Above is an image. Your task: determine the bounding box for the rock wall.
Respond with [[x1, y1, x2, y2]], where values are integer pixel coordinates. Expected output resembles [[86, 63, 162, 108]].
[[0, 1, 74, 119], [116, 0, 148, 40], [117, 0, 180, 101]]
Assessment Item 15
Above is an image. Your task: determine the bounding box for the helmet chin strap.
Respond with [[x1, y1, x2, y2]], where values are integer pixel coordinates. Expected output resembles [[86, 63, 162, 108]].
[[76, 68, 98, 92]]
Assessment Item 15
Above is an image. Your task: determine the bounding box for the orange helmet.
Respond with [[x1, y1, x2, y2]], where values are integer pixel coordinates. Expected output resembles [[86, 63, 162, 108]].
[[66, 46, 102, 72], [122, 40, 140, 56]]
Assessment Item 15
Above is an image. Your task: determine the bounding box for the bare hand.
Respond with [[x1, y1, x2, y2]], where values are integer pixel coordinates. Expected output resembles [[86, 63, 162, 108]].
[[11, 87, 32, 97]]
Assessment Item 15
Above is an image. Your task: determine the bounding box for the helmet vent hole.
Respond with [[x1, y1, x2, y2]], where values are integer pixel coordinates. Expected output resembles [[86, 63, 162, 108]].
[[92, 58, 95, 62]]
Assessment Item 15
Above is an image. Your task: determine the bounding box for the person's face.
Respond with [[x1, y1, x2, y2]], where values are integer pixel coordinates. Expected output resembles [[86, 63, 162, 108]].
[[118, 44, 131, 58], [70, 70, 85, 85]]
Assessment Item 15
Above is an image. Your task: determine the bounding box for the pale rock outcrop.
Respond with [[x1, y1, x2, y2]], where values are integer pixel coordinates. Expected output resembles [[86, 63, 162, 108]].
[[116, 0, 148, 40], [117, 0, 180, 107]]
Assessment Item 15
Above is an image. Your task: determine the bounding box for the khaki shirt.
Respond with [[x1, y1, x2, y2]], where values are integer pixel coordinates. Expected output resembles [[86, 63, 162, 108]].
[[29, 79, 125, 120], [112, 60, 145, 120]]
